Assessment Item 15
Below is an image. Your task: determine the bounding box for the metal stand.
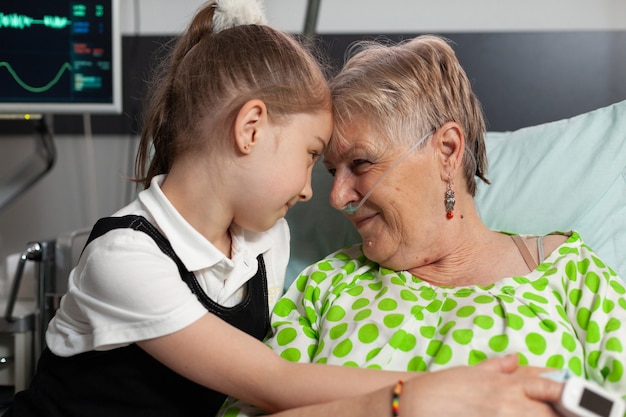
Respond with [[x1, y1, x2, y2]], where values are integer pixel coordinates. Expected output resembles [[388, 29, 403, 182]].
[[0, 239, 56, 392]]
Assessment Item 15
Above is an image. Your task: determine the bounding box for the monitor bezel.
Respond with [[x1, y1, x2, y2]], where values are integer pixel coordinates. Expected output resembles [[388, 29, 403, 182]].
[[0, 0, 122, 115]]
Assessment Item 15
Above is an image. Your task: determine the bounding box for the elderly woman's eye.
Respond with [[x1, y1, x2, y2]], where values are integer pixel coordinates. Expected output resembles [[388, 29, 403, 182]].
[[326, 168, 336, 177], [352, 159, 372, 172]]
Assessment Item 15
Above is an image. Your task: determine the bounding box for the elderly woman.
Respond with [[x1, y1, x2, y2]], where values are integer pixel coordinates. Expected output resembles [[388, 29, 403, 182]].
[[296, 33, 625, 381], [220, 35, 626, 417]]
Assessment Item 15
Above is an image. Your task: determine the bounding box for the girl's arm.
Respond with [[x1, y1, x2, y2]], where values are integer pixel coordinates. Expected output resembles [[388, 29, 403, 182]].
[[269, 359, 564, 417], [137, 312, 406, 412], [138, 313, 563, 416]]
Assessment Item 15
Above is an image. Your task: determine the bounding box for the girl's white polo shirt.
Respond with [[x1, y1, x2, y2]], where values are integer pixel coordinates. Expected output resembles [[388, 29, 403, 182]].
[[46, 175, 289, 356]]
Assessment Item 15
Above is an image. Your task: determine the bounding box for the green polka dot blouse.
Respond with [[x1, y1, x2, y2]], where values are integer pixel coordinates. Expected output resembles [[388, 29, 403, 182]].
[[218, 231, 626, 416], [272, 231, 625, 394]]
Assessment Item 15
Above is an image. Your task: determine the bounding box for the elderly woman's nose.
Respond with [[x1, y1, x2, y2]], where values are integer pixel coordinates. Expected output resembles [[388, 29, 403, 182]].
[[329, 172, 356, 210]]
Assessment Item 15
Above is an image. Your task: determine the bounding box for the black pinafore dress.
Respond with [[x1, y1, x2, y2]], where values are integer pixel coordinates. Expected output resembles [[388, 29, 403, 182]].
[[8, 215, 270, 417]]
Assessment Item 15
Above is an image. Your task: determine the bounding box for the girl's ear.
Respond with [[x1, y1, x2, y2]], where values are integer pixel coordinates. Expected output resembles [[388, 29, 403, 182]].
[[234, 99, 268, 154], [435, 121, 465, 180]]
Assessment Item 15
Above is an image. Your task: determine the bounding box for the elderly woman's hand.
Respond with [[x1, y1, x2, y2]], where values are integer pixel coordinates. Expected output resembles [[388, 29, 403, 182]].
[[399, 354, 563, 417]]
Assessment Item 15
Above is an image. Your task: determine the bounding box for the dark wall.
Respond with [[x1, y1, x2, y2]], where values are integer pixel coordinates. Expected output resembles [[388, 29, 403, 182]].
[[3, 31, 626, 134], [320, 32, 626, 131]]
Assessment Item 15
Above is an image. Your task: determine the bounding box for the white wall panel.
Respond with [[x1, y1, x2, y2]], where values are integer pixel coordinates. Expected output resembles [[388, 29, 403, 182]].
[[119, 0, 626, 35]]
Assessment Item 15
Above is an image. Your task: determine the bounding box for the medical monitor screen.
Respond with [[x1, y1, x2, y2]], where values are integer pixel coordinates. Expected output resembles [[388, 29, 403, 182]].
[[0, 0, 121, 115]]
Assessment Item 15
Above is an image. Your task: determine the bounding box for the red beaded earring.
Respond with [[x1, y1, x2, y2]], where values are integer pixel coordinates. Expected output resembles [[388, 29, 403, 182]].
[[445, 181, 455, 219]]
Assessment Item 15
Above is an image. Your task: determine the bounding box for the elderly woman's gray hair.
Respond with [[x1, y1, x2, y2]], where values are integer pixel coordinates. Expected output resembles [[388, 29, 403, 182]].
[[329, 34, 489, 196]]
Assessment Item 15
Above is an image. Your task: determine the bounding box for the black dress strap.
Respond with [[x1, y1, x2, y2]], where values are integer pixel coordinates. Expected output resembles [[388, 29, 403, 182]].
[[85, 215, 270, 338]]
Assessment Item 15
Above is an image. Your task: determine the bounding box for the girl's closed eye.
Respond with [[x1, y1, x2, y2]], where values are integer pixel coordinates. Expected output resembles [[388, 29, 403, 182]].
[[310, 151, 321, 162]]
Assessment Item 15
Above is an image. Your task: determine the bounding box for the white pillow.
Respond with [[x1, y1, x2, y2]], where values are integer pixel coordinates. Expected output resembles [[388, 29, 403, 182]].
[[286, 100, 626, 288], [476, 100, 626, 280]]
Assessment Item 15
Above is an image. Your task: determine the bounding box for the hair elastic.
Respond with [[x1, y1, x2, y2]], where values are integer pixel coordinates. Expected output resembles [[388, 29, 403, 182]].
[[212, 0, 267, 33]]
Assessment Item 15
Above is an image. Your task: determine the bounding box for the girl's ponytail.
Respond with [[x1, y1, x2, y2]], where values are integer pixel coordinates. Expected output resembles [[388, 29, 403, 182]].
[[134, 2, 219, 188]]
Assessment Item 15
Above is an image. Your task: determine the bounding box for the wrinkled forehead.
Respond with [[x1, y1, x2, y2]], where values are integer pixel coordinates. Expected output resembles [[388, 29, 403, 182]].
[[325, 118, 372, 158], [324, 121, 395, 165]]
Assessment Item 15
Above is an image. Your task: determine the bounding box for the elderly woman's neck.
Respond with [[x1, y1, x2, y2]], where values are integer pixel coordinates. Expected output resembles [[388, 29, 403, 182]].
[[406, 223, 526, 287]]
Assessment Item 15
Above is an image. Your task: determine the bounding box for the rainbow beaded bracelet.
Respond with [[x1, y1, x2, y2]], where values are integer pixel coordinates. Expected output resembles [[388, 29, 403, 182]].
[[392, 380, 404, 417]]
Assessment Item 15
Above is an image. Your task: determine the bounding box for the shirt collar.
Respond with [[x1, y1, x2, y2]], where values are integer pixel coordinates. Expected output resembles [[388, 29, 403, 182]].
[[137, 175, 273, 272]]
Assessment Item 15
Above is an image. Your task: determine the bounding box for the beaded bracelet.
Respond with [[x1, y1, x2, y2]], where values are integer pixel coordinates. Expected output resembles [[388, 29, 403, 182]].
[[391, 379, 404, 417]]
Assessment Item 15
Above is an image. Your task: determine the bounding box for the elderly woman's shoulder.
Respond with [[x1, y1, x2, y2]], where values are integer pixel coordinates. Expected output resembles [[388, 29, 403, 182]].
[[324, 243, 366, 263], [542, 230, 602, 259], [304, 243, 369, 271], [543, 232, 570, 256]]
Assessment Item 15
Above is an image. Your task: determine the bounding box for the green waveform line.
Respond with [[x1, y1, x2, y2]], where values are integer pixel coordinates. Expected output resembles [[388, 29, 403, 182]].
[[0, 12, 72, 30], [0, 61, 73, 93]]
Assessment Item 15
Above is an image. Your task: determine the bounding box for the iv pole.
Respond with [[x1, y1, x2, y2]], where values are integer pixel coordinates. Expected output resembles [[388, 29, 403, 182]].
[[303, 0, 321, 37]]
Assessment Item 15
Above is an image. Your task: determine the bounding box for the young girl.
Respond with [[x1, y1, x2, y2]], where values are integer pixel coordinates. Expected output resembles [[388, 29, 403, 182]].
[[6, 1, 564, 416]]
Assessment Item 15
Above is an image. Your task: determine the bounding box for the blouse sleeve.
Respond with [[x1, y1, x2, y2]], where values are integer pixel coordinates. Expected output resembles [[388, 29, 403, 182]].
[[216, 262, 330, 417], [560, 238, 626, 399], [265, 265, 326, 363]]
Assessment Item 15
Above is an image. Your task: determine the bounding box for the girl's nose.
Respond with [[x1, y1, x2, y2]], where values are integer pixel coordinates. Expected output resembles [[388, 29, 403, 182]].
[[298, 168, 314, 202]]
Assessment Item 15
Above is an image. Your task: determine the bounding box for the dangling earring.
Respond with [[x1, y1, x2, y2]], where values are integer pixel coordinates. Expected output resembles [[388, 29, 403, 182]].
[[445, 180, 455, 219]]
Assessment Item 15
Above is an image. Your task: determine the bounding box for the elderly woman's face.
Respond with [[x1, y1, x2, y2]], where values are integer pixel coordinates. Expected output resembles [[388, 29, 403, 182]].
[[324, 122, 446, 270]]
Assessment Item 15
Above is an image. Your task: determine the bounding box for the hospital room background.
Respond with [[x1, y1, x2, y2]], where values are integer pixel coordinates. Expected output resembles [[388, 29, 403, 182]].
[[0, 0, 625, 400]]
